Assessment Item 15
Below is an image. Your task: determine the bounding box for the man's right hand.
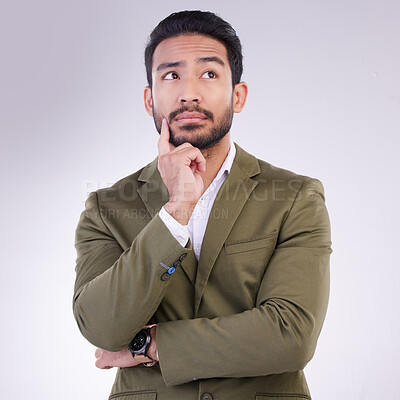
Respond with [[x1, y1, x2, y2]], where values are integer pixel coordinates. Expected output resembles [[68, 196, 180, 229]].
[[157, 118, 206, 225]]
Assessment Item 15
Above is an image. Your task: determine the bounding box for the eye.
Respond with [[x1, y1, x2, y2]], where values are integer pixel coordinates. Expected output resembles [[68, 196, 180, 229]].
[[201, 71, 217, 79], [163, 72, 179, 80]]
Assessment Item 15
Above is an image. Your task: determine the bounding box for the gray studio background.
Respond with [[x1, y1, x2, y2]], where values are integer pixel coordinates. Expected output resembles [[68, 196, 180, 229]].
[[1, 0, 399, 398]]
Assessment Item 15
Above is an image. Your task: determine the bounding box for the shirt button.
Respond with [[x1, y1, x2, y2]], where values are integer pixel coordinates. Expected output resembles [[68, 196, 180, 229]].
[[201, 393, 213, 400], [160, 272, 170, 281]]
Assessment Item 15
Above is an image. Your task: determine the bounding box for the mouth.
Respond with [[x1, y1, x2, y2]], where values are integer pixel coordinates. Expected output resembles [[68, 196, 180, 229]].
[[174, 112, 207, 124]]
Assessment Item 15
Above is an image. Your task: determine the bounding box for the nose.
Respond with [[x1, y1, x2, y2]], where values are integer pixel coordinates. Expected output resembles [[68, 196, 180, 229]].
[[178, 78, 202, 104]]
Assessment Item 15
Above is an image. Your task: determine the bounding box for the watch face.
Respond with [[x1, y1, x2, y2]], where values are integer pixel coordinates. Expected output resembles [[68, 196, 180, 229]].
[[132, 330, 147, 351]]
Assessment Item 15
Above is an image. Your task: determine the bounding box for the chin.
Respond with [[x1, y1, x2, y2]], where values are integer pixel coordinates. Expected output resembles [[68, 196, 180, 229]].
[[170, 127, 205, 145]]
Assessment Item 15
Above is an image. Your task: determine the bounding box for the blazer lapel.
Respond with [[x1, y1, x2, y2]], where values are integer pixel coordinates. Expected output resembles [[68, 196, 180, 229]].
[[194, 143, 261, 314], [137, 158, 168, 218], [137, 159, 197, 286]]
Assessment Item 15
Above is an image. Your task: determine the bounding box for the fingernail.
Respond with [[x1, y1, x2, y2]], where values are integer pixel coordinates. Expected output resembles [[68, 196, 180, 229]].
[[95, 349, 101, 359]]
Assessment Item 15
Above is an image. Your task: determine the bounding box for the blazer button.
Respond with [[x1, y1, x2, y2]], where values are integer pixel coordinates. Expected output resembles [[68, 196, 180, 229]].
[[160, 272, 170, 281], [200, 393, 213, 400]]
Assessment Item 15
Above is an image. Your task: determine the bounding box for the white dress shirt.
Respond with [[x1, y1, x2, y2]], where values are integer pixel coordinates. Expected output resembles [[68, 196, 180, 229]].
[[158, 143, 236, 260]]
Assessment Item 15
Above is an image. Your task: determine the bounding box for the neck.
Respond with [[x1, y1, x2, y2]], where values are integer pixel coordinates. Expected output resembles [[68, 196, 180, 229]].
[[198, 133, 231, 191]]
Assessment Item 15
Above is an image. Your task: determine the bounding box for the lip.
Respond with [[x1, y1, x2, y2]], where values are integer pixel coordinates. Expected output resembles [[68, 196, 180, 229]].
[[175, 112, 207, 123]]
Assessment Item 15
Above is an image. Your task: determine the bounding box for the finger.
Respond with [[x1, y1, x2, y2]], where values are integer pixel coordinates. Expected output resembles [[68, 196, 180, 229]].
[[157, 118, 173, 156], [94, 349, 113, 369], [142, 324, 157, 329], [95, 357, 112, 369], [95, 357, 103, 368], [95, 354, 109, 369], [184, 147, 206, 173]]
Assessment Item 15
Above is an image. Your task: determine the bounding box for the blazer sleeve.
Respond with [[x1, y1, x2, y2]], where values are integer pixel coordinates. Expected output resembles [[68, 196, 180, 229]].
[[156, 178, 332, 387], [73, 191, 187, 351]]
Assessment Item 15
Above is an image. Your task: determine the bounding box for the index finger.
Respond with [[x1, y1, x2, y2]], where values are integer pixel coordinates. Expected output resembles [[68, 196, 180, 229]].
[[157, 118, 174, 156]]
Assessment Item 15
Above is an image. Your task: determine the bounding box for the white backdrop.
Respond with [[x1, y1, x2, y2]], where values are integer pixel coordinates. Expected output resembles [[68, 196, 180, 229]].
[[1, 1, 399, 399]]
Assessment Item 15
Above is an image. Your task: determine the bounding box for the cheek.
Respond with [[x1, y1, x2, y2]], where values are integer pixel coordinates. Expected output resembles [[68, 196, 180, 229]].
[[207, 91, 233, 113], [152, 89, 174, 115], [206, 82, 233, 103]]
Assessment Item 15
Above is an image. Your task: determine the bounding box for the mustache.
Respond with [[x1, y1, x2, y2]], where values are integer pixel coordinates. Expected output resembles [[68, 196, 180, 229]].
[[169, 106, 214, 123]]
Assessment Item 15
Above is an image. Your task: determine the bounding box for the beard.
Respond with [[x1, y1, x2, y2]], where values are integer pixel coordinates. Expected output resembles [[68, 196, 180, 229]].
[[153, 102, 234, 150]]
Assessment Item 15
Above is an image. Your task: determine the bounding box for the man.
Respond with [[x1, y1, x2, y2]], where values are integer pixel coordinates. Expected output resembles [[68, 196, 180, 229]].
[[73, 10, 331, 400]]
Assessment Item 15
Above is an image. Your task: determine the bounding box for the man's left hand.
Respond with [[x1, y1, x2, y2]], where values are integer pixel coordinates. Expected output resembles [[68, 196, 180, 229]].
[[95, 325, 158, 369], [95, 347, 141, 369]]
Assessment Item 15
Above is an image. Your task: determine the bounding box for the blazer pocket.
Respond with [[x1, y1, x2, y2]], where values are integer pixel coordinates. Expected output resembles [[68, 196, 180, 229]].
[[109, 391, 156, 400], [225, 234, 277, 255]]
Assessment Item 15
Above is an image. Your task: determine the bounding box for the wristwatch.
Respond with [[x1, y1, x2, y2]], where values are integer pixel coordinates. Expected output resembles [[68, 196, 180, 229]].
[[128, 328, 152, 358]]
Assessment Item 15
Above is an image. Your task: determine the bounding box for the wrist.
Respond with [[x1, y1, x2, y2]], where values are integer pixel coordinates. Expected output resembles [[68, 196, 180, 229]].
[[147, 325, 158, 362], [164, 201, 196, 225]]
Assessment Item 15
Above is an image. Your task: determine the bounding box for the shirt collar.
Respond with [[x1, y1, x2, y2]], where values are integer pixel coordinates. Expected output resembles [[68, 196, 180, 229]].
[[214, 141, 236, 182]]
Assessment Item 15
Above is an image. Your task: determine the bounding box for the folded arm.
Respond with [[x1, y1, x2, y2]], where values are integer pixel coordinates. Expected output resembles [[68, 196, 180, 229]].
[[79, 178, 331, 385], [73, 191, 187, 351], [156, 178, 331, 386]]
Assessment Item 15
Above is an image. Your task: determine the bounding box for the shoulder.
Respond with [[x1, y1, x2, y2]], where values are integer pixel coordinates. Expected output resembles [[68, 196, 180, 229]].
[[258, 158, 326, 204], [234, 142, 324, 196], [93, 158, 158, 203]]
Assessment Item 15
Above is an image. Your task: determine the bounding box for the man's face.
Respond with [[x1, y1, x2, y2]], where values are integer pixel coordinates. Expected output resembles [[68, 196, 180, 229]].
[[145, 35, 235, 149]]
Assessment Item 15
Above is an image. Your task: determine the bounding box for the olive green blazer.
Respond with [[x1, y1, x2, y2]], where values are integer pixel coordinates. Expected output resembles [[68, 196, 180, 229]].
[[73, 143, 331, 400]]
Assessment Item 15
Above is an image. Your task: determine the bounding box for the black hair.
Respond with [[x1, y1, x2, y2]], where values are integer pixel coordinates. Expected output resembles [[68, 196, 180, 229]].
[[144, 10, 243, 88]]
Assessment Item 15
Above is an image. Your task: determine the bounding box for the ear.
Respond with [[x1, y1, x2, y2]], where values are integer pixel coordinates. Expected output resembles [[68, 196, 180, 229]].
[[232, 82, 248, 113], [144, 86, 153, 117]]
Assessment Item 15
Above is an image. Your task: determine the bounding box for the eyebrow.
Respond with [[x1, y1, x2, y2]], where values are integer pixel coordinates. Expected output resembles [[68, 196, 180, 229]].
[[156, 61, 184, 72], [196, 56, 225, 66], [156, 56, 225, 72]]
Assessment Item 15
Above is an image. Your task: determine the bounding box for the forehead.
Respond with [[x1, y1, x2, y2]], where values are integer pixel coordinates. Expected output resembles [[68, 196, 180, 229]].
[[152, 34, 229, 70]]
